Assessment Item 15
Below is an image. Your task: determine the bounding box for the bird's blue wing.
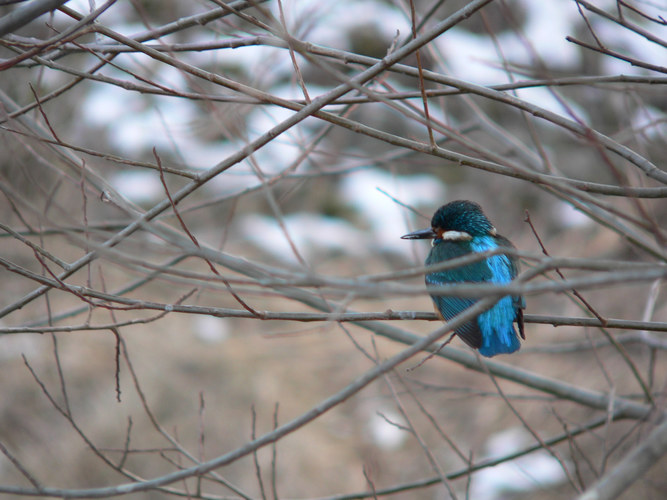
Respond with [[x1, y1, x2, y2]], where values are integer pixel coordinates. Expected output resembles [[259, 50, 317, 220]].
[[429, 293, 483, 349], [426, 272, 484, 349]]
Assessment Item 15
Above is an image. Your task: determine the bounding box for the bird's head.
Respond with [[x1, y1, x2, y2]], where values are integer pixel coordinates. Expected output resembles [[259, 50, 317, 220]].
[[401, 200, 496, 242]]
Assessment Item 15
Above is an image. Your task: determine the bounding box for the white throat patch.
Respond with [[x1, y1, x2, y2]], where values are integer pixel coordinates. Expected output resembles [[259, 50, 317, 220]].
[[440, 230, 472, 241]]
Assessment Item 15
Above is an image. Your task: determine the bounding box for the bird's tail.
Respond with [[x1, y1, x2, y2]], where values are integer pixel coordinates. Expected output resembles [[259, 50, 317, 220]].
[[478, 326, 521, 357]]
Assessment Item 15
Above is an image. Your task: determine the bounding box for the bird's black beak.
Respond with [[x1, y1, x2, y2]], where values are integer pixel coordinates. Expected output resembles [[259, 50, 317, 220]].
[[401, 228, 437, 240]]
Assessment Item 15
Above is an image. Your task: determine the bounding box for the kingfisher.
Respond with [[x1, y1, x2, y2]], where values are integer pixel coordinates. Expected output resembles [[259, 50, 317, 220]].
[[402, 200, 525, 357]]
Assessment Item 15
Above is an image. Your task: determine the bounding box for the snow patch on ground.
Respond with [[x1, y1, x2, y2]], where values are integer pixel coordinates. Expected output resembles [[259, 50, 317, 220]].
[[470, 427, 568, 499]]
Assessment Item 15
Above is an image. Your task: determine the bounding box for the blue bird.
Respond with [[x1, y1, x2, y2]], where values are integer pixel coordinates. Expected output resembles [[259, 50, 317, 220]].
[[402, 200, 525, 357]]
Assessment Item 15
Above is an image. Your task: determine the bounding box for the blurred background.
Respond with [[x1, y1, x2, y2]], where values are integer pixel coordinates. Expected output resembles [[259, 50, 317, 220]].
[[0, 0, 666, 498]]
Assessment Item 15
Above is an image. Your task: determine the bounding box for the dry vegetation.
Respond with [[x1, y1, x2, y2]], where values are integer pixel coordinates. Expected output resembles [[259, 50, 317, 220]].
[[0, 0, 666, 499]]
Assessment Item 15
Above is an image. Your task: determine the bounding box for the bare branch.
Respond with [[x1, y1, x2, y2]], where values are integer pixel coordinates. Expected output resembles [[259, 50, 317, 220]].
[[577, 418, 667, 500]]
